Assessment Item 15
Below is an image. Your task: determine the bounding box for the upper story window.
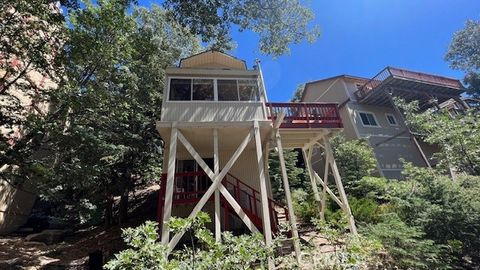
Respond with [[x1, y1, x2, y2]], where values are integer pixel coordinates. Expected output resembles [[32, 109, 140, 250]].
[[359, 112, 379, 127], [169, 78, 260, 102], [385, 113, 398, 126]]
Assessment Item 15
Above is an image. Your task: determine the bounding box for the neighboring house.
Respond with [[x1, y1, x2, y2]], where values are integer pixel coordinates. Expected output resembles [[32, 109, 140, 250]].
[[156, 50, 357, 264], [301, 67, 465, 179]]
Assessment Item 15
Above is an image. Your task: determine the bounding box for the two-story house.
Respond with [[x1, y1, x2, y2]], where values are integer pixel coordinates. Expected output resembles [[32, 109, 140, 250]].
[[155, 50, 357, 265], [301, 67, 465, 179]]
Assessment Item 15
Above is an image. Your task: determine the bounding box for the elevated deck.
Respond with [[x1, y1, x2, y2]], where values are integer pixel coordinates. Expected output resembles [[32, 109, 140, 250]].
[[265, 102, 343, 149], [355, 67, 464, 110]]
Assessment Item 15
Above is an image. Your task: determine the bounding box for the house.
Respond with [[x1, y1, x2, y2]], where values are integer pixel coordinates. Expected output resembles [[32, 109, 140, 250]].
[[155, 50, 356, 265], [301, 67, 466, 179]]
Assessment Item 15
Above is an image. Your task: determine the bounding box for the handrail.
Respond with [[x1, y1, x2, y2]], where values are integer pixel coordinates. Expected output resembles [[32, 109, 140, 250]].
[[157, 171, 288, 233], [355, 67, 392, 100], [265, 102, 343, 129]]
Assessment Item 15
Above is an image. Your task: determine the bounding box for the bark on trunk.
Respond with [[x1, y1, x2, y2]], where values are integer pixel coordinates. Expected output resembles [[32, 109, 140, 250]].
[[119, 191, 129, 225], [104, 196, 114, 229]]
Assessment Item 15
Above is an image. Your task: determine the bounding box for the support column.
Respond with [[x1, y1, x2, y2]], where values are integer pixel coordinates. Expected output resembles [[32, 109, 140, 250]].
[[320, 147, 330, 221], [213, 129, 221, 242], [276, 132, 301, 263], [253, 121, 273, 270], [302, 147, 322, 215], [324, 139, 357, 235], [161, 125, 178, 245]]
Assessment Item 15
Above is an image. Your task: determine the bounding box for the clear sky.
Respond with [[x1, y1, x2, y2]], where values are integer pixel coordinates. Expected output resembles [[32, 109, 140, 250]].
[[140, 0, 480, 101]]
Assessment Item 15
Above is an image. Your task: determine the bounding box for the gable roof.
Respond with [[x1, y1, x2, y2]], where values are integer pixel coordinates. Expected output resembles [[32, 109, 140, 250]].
[[179, 50, 247, 70]]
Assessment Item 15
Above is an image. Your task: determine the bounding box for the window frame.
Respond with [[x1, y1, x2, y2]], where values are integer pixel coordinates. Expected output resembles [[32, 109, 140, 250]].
[[167, 76, 261, 103], [385, 113, 399, 126], [357, 111, 380, 127]]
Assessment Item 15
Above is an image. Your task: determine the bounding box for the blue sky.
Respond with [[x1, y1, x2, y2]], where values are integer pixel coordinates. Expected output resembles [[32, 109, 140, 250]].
[[140, 0, 480, 101]]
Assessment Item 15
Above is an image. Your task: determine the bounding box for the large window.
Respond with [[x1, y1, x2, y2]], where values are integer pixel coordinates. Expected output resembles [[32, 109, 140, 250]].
[[359, 112, 379, 127], [192, 79, 214, 100], [169, 79, 191, 101], [217, 80, 239, 101], [169, 78, 260, 101]]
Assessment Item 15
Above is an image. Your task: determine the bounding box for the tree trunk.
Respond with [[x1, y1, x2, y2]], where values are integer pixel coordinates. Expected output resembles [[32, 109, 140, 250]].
[[119, 190, 129, 225], [104, 195, 114, 229]]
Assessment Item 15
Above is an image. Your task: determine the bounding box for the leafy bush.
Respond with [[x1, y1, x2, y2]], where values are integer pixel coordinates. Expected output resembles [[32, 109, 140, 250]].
[[105, 212, 273, 270], [330, 135, 377, 189], [362, 213, 444, 269], [292, 188, 319, 223]]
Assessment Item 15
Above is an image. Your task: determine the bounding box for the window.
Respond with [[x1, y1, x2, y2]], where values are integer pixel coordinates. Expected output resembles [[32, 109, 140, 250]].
[[359, 112, 378, 127], [238, 80, 259, 101], [169, 79, 191, 100], [192, 79, 214, 100], [217, 80, 239, 101], [385, 113, 398, 126], [169, 78, 260, 101]]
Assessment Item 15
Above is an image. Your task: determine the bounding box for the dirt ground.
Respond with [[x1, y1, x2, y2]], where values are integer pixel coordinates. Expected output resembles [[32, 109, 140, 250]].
[[0, 185, 160, 269]]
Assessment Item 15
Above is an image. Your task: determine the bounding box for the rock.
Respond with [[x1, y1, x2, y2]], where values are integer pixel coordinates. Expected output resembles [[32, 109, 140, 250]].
[[25, 229, 67, 245]]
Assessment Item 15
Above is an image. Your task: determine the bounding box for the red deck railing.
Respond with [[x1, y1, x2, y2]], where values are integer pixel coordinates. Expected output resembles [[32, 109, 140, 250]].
[[157, 172, 288, 234], [265, 102, 343, 128]]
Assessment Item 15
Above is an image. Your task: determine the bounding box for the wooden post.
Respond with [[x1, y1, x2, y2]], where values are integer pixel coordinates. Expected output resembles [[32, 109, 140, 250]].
[[324, 138, 357, 235], [276, 132, 301, 263], [320, 148, 330, 221], [168, 129, 258, 253], [302, 148, 322, 215], [161, 125, 178, 245], [253, 121, 273, 270], [213, 128, 221, 242]]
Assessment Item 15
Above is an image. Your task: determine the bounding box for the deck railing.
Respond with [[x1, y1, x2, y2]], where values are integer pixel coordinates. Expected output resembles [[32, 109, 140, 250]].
[[157, 172, 288, 233], [265, 102, 343, 128], [355, 67, 392, 100]]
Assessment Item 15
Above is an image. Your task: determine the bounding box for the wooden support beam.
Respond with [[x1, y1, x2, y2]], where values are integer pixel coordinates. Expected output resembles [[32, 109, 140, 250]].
[[213, 128, 221, 242], [168, 129, 258, 253], [253, 120, 273, 270], [324, 139, 357, 235], [276, 132, 301, 263], [161, 125, 177, 245], [320, 148, 330, 221], [302, 147, 322, 214], [313, 172, 343, 209]]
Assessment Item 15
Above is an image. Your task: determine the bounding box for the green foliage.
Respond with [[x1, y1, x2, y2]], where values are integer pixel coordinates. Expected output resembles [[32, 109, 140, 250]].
[[105, 213, 273, 270], [445, 19, 480, 97], [330, 135, 377, 188], [348, 197, 381, 224], [290, 83, 305, 102], [362, 213, 444, 270], [269, 149, 305, 200], [292, 188, 319, 222], [396, 98, 480, 175], [163, 0, 320, 56]]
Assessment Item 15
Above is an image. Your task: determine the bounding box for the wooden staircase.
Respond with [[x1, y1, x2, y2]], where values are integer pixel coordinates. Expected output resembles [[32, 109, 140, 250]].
[[157, 171, 289, 235]]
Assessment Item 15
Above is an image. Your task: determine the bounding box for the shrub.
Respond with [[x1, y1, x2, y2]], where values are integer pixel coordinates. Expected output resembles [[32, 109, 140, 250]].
[[105, 212, 273, 270], [330, 135, 377, 189]]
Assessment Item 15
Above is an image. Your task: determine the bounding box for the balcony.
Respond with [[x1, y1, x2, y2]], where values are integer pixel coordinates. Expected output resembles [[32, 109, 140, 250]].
[[355, 67, 464, 109], [265, 102, 343, 129]]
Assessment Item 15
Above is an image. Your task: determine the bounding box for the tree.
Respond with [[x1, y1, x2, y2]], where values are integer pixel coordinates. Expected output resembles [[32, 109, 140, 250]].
[[163, 0, 320, 56], [396, 98, 480, 176], [330, 135, 377, 189], [290, 83, 305, 102], [445, 19, 480, 98], [268, 149, 305, 200], [33, 0, 200, 226]]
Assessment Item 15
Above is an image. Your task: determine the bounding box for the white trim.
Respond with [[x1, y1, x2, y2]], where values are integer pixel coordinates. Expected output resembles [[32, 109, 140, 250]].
[[385, 113, 399, 126], [358, 134, 410, 139], [356, 110, 381, 128]]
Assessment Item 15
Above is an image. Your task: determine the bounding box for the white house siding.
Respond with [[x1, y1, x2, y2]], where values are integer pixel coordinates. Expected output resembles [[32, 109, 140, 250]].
[[161, 102, 266, 122]]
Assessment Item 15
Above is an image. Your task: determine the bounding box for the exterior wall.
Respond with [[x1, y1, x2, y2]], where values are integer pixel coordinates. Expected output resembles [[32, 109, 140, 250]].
[[161, 101, 265, 122], [304, 77, 438, 179], [0, 180, 36, 235]]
